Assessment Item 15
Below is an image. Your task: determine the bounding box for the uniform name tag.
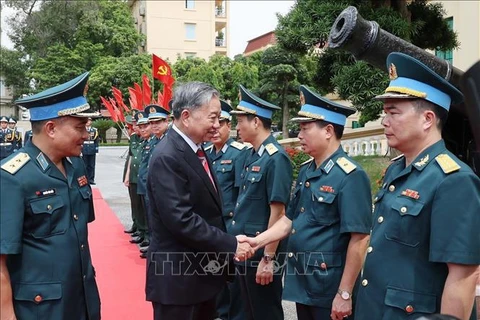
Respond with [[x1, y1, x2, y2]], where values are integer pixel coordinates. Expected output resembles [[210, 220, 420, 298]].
[[221, 160, 232, 164], [251, 166, 261, 172], [78, 175, 88, 187], [35, 189, 56, 197], [401, 189, 420, 200]]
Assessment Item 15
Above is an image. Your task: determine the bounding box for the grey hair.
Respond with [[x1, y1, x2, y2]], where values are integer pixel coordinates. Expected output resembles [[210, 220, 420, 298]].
[[172, 82, 219, 119]]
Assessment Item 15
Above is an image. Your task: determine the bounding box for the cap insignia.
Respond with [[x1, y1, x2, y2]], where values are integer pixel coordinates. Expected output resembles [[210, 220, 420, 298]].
[[389, 63, 398, 80]]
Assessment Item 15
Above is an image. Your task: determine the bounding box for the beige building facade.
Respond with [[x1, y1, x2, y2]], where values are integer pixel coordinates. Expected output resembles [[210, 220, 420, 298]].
[[128, 0, 229, 62], [432, 0, 480, 72]]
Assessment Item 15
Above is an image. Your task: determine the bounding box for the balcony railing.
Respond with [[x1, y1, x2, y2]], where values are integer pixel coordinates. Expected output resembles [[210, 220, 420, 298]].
[[215, 38, 225, 47], [215, 8, 225, 17]]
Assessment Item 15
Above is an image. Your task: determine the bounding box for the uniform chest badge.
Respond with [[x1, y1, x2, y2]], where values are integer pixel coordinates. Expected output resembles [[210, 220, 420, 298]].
[[78, 175, 88, 187], [221, 159, 232, 164], [320, 185, 334, 193], [401, 189, 420, 200], [35, 188, 56, 197], [251, 166, 261, 172]]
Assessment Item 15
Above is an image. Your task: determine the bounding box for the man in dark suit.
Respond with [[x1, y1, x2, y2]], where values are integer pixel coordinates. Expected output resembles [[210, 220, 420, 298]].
[[146, 82, 254, 320]]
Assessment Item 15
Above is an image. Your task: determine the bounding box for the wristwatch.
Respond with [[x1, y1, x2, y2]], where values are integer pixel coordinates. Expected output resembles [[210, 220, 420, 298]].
[[337, 289, 351, 300], [262, 254, 273, 263]]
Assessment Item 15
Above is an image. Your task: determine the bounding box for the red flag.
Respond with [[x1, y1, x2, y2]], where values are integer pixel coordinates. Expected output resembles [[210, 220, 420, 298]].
[[109, 97, 125, 123], [128, 87, 141, 110], [152, 54, 173, 84], [163, 85, 173, 111], [134, 82, 144, 108], [112, 87, 129, 113], [100, 96, 118, 122], [142, 74, 152, 106], [157, 90, 164, 107]]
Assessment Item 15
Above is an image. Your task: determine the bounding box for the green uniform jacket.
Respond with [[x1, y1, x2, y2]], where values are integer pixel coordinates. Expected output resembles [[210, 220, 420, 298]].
[[356, 140, 480, 320], [229, 135, 293, 267], [206, 138, 247, 229], [128, 134, 142, 184], [283, 147, 372, 308], [138, 135, 162, 196], [0, 141, 100, 320]]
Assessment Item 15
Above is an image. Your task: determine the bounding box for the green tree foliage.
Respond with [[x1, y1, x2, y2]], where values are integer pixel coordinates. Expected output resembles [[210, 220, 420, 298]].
[[275, 0, 458, 124], [2, 0, 143, 105], [92, 118, 114, 143]]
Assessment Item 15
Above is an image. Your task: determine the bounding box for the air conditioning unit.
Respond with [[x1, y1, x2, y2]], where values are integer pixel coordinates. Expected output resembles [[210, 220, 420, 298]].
[[139, 6, 145, 16]]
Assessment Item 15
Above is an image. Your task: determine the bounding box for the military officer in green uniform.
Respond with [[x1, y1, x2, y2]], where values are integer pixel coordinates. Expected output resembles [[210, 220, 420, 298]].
[[8, 117, 22, 151], [239, 85, 373, 320], [0, 116, 14, 160], [129, 111, 151, 247], [82, 117, 100, 184], [0, 72, 101, 320], [137, 104, 170, 258], [229, 85, 293, 320], [206, 100, 247, 320], [355, 52, 480, 320], [124, 112, 144, 239]]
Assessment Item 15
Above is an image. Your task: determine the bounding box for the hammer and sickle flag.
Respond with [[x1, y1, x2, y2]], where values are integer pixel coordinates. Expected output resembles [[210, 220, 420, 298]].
[[152, 54, 173, 84]]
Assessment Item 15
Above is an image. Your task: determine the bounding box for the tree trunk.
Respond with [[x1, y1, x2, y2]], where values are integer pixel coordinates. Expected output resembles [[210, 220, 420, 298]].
[[116, 127, 122, 143], [282, 82, 290, 139]]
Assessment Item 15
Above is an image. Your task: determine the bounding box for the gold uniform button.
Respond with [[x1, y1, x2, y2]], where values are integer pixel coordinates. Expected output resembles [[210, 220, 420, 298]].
[[73, 214, 79, 221], [246, 167, 249, 171], [405, 305, 414, 313], [389, 185, 395, 192], [46, 204, 52, 211], [377, 216, 384, 223], [361, 279, 368, 286], [222, 168, 225, 172], [400, 207, 407, 213], [318, 197, 324, 202], [229, 212, 233, 217], [231, 220, 236, 225], [34, 295, 43, 303], [213, 161, 216, 165], [367, 246, 373, 253], [305, 182, 310, 188], [300, 207, 305, 213], [81, 244, 85, 250], [236, 202, 239, 207], [251, 178, 255, 182], [288, 252, 293, 258], [291, 229, 296, 234], [243, 185, 245, 190]]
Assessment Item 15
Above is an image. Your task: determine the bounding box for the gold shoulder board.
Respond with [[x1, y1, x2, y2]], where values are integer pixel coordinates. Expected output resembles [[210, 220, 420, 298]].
[[300, 158, 314, 166], [1, 152, 30, 174], [230, 141, 245, 150], [265, 143, 278, 156], [336, 157, 356, 174], [435, 154, 460, 174]]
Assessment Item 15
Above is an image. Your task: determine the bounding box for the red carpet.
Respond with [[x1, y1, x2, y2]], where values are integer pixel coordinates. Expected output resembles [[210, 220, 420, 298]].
[[89, 188, 152, 319]]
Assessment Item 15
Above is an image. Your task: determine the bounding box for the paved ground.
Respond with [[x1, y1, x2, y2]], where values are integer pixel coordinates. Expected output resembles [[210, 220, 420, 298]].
[[95, 146, 297, 319]]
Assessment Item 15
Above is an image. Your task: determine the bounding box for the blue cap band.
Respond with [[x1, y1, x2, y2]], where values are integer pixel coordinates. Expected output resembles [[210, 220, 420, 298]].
[[387, 77, 451, 111], [237, 100, 273, 119], [29, 96, 89, 121], [299, 104, 347, 126], [220, 110, 231, 120]]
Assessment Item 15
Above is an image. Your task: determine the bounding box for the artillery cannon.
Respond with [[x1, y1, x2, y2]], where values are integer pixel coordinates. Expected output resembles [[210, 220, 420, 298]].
[[328, 6, 480, 175]]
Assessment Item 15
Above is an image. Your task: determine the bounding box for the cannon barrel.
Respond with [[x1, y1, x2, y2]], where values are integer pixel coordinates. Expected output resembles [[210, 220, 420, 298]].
[[328, 6, 480, 175], [328, 6, 463, 91]]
